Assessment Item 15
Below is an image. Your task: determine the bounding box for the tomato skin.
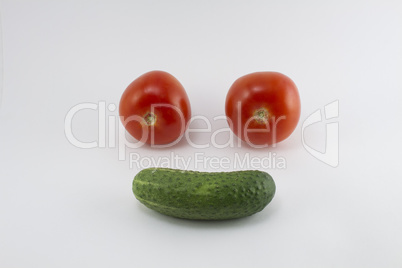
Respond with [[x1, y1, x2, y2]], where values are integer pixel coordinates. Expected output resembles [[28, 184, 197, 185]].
[[119, 71, 191, 145], [225, 72, 301, 146]]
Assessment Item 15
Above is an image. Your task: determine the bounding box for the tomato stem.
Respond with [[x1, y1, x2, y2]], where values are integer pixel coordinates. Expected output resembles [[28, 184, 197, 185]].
[[254, 108, 269, 124], [144, 112, 157, 126]]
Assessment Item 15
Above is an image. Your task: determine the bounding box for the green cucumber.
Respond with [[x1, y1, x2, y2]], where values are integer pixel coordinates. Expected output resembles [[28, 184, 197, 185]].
[[132, 168, 276, 220]]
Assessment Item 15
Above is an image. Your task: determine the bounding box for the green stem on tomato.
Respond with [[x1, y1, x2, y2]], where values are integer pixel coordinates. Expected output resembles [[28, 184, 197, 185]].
[[254, 108, 269, 124], [144, 112, 157, 126]]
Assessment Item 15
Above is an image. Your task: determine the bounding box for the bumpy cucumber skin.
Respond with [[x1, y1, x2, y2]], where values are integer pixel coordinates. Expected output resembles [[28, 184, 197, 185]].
[[132, 168, 276, 220]]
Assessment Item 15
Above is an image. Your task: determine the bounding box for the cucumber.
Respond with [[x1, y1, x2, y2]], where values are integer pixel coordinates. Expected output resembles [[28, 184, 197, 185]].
[[132, 168, 276, 220]]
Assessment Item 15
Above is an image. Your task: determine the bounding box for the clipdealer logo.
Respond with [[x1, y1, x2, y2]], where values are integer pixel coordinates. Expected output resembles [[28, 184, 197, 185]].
[[302, 100, 339, 167], [64, 100, 339, 169], [63, 101, 288, 170]]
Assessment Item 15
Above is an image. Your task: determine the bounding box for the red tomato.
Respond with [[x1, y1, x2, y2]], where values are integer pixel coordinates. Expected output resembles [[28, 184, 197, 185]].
[[225, 72, 301, 146], [119, 71, 191, 145]]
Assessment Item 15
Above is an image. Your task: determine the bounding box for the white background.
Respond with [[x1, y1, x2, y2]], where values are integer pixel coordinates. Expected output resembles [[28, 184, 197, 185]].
[[1, 1, 402, 267]]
